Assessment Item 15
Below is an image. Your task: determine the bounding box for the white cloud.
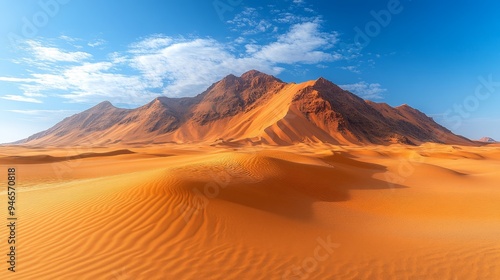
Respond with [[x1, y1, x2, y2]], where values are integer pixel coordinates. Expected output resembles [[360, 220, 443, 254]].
[[88, 39, 106, 47], [227, 8, 273, 35], [34, 61, 156, 104], [234, 37, 245, 44], [273, 12, 311, 24], [245, 44, 260, 53], [0, 77, 37, 83], [1, 59, 156, 105], [26, 40, 92, 62], [130, 35, 173, 54], [340, 82, 386, 99], [253, 21, 340, 64], [129, 21, 339, 97], [20, 90, 46, 98], [59, 35, 78, 42], [108, 52, 128, 64], [130, 37, 277, 96], [60, 72, 154, 104], [340, 65, 360, 74], [1, 95, 43, 103]]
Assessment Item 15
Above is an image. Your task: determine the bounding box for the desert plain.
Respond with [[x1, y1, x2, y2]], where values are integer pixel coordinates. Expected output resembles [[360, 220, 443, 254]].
[[1, 142, 499, 279]]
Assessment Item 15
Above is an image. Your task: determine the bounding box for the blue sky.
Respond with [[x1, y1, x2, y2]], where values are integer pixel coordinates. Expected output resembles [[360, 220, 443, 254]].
[[1, 0, 500, 143]]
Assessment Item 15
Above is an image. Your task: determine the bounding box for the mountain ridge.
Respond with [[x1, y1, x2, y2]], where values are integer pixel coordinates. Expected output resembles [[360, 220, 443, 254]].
[[16, 70, 474, 146]]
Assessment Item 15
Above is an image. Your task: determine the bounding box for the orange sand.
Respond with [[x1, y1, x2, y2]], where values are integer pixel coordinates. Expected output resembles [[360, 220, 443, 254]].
[[0, 143, 499, 279]]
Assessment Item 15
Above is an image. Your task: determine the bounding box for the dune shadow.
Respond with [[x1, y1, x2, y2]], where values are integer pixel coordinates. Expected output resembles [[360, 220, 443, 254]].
[[321, 151, 387, 171], [145, 153, 174, 157], [195, 152, 406, 221], [0, 149, 135, 164]]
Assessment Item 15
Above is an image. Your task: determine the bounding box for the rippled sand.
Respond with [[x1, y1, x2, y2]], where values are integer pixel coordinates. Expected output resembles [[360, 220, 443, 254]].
[[1, 143, 499, 279]]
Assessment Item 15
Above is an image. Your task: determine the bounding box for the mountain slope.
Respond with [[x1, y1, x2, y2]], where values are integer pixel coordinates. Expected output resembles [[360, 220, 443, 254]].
[[18, 70, 474, 146]]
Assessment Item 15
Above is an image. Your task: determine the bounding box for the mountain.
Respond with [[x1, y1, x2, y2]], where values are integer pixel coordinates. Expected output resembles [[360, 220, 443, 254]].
[[17, 70, 474, 146], [478, 137, 497, 143]]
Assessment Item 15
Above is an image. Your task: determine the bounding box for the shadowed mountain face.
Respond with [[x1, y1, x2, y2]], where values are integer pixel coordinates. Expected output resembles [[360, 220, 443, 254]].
[[19, 70, 473, 146], [191, 70, 286, 125]]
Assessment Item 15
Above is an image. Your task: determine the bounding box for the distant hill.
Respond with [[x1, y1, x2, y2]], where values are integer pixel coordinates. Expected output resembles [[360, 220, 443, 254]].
[[478, 137, 497, 143]]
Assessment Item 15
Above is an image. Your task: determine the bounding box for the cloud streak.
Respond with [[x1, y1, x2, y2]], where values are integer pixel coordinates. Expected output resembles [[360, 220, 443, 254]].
[[1, 95, 43, 103], [7, 109, 75, 115], [26, 40, 92, 62]]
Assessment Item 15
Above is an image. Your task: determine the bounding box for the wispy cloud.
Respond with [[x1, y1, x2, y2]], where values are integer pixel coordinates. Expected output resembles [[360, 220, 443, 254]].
[[130, 35, 173, 53], [227, 8, 273, 35], [88, 39, 106, 48], [0, 77, 37, 83], [340, 65, 360, 74], [273, 12, 307, 24], [340, 81, 386, 99], [35, 61, 156, 104], [1, 95, 43, 103], [59, 35, 79, 43], [26, 40, 92, 62], [7, 109, 75, 115], [5, 109, 77, 122]]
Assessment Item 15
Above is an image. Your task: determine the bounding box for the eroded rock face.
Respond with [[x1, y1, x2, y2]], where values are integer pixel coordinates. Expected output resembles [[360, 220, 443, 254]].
[[192, 71, 285, 125]]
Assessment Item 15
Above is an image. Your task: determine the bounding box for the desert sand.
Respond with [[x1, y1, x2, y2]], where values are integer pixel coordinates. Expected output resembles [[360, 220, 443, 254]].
[[1, 143, 499, 279]]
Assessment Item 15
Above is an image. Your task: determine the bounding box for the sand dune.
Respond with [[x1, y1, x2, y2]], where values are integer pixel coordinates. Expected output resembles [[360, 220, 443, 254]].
[[0, 149, 135, 164], [1, 143, 499, 279]]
